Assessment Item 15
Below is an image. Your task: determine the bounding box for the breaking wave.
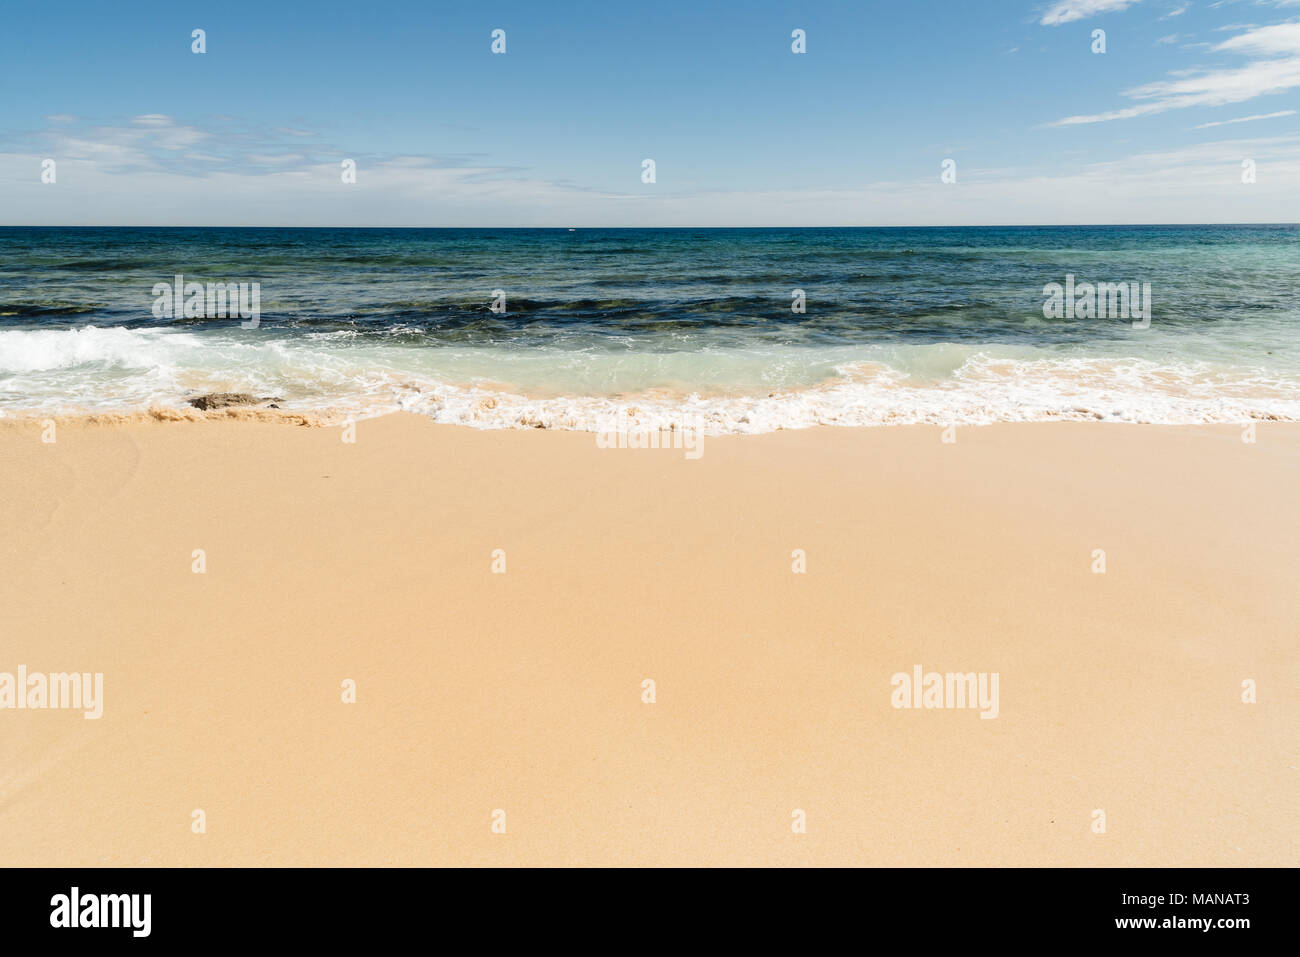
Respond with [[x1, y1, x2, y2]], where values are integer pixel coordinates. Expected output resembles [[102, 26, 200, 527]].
[[2, 325, 1299, 431]]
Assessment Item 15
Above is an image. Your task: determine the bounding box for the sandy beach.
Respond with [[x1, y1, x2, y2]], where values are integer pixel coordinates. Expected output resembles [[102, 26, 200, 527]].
[[0, 414, 1296, 866]]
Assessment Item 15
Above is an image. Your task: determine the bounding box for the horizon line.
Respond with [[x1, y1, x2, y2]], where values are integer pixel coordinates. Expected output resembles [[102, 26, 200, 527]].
[[2, 222, 1298, 230]]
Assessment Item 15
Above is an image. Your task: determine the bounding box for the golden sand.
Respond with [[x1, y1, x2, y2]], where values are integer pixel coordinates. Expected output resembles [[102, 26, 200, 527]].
[[1, 414, 1296, 865]]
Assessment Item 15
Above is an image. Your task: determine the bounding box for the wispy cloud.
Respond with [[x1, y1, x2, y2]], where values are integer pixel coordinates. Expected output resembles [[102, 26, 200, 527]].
[[14, 115, 354, 176], [1051, 22, 1300, 125], [4, 129, 1298, 226], [1040, 0, 1143, 26], [1193, 108, 1297, 127], [1216, 20, 1300, 54], [19, 114, 214, 172]]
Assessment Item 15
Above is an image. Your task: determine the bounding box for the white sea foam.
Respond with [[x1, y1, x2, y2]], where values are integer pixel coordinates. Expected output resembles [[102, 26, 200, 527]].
[[2, 325, 1299, 431]]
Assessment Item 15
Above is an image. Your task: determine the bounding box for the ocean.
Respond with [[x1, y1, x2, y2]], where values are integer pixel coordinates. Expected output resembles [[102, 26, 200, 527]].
[[1, 224, 1298, 431]]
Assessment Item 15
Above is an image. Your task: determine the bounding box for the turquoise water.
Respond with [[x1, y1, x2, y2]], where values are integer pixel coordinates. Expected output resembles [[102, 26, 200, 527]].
[[1, 225, 1297, 429]]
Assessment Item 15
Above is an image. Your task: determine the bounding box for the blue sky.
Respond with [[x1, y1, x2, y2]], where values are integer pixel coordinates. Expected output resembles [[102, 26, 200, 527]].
[[2, 0, 1298, 224]]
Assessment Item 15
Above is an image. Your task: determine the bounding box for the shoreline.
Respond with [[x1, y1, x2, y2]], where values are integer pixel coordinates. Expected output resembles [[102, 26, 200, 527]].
[[2, 403, 1297, 434], [2, 416, 1296, 865]]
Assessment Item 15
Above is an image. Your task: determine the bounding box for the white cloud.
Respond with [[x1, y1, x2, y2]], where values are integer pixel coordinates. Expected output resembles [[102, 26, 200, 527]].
[[1052, 22, 1300, 124], [1193, 108, 1297, 127], [247, 153, 307, 165], [1214, 20, 1300, 54], [1040, 0, 1143, 26]]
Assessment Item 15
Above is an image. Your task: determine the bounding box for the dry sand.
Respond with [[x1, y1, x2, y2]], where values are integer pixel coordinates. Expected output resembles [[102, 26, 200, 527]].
[[1, 414, 1296, 866]]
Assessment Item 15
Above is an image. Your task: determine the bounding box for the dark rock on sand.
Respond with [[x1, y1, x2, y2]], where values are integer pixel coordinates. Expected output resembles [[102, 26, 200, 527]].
[[188, 393, 281, 411]]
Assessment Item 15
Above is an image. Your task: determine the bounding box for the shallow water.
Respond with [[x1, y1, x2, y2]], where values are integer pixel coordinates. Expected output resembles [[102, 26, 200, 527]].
[[1, 225, 1297, 430]]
